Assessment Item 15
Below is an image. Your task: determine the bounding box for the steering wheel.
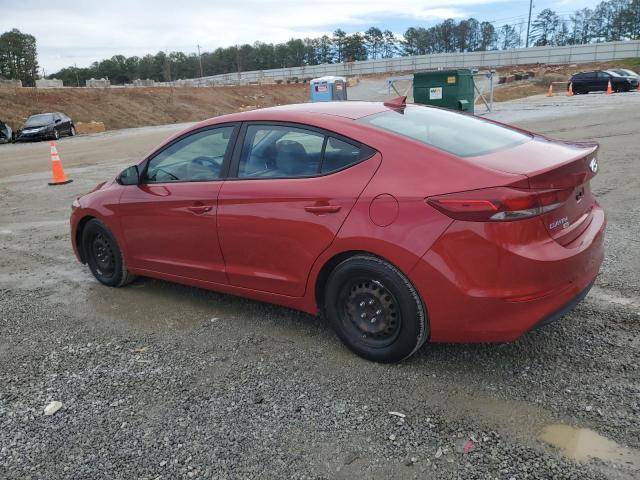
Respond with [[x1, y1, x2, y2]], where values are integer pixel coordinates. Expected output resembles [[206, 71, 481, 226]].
[[190, 156, 222, 179], [192, 156, 221, 168], [152, 167, 179, 181]]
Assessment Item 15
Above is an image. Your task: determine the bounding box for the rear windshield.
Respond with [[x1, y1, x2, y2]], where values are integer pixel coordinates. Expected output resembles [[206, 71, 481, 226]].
[[359, 106, 530, 157], [25, 114, 54, 126]]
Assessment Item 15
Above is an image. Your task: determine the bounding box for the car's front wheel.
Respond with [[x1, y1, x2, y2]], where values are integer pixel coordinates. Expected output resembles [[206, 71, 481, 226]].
[[69, 126, 76, 136], [324, 255, 429, 363], [82, 219, 135, 287], [53, 129, 60, 140]]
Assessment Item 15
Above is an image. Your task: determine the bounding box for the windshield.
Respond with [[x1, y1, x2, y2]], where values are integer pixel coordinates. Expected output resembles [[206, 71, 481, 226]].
[[606, 70, 622, 77], [25, 114, 54, 126], [360, 105, 530, 157]]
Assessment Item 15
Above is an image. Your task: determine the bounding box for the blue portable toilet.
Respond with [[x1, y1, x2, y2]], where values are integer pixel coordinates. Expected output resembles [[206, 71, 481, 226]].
[[310, 76, 348, 102]]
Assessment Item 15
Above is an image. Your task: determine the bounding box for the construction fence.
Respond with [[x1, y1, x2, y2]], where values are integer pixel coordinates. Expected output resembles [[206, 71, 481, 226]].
[[152, 40, 640, 87]]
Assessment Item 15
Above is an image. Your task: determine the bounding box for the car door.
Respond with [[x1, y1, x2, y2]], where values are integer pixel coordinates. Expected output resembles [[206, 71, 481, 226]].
[[581, 72, 595, 92], [596, 72, 610, 91], [217, 123, 381, 297], [60, 114, 72, 134], [118, 124, 238, 284], [572, 73, 586, 91]]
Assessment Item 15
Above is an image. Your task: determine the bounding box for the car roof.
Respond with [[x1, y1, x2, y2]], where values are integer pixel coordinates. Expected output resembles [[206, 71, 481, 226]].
[[197, 101, 390, 126]]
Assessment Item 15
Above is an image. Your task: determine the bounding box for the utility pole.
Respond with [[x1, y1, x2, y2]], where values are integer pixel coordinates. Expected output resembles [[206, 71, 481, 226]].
[[236, 44, 241, 82], [525, 0, 533, 48], [197, 44, 204, 78], [74, 63, 80, 87]]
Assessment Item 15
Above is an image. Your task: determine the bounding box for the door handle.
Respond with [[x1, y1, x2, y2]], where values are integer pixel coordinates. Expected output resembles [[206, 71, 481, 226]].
[[304, 205, 342, 214], [188, 204, 212, 214]]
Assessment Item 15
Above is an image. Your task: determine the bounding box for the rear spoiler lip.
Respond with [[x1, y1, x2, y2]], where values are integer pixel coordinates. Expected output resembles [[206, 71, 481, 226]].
[[464, 137, 599, 190]]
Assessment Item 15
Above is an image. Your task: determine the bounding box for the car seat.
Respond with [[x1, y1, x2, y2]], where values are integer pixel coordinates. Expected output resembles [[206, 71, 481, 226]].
[[275, 140, 312, 176]]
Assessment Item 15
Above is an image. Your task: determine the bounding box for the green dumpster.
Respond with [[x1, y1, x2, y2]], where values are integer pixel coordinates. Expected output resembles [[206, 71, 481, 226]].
[[413, 69, 474, 113]]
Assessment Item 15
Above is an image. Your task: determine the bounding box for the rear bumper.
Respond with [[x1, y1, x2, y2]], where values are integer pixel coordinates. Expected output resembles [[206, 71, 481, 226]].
[[410, 204, 605, 343], [530, 280, 594, 332]]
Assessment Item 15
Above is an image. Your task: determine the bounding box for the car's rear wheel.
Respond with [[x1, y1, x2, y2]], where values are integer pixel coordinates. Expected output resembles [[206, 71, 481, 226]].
[[323, 255, 428, 363], [82, 219, 135, 287]]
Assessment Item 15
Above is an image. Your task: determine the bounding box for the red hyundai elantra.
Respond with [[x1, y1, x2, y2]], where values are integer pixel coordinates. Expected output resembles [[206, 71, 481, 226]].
[[70, 99, 605, 363]]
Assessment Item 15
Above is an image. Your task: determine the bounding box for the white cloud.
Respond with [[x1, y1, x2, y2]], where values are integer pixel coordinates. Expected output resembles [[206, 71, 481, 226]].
[[1, 0, 509, 72]]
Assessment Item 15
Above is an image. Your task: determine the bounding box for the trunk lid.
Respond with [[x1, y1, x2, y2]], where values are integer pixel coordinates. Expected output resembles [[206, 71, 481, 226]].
[[467, 136, 599, 246]]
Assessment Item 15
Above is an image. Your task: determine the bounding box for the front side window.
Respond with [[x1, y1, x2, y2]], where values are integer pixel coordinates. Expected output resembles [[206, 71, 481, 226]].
[[145, 126, 234, 183], [359, 105, 530, 157]]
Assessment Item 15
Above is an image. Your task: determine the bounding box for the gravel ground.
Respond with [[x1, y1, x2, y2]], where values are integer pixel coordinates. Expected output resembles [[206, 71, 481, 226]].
[[1, 92, 639, 479]]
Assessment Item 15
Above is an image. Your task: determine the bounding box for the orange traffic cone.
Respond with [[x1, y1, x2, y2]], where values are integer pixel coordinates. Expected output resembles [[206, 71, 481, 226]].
[[48, 141, 72, 186], [607, 80, 613, 94], [567, 82, 574, 96], [547, 84, 553, 97]]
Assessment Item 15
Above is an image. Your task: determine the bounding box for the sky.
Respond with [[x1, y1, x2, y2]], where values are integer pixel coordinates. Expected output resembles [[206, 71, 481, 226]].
[[1, 0, 602, 74]]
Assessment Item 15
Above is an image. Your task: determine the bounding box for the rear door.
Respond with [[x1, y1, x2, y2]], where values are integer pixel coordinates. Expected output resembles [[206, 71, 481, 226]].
[[119, 124, 238, 283], [217, 123, 380, 296], [596, 72, 610, 91], [581, 72, 597, 91]]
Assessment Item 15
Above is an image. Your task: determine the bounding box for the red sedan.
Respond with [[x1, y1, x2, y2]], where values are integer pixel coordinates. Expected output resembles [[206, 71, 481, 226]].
[[70, 99, 605, 363]]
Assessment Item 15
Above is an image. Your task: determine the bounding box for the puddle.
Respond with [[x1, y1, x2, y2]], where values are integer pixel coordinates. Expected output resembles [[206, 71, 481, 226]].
[[540, 424, 640, 469]]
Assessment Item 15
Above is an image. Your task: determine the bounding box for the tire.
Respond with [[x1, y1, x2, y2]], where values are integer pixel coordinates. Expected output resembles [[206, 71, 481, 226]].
[[69, 126, 76, 136], [53, 129, 60, 140], [323, 255, 429, 363], [82, 219, 135, 287]]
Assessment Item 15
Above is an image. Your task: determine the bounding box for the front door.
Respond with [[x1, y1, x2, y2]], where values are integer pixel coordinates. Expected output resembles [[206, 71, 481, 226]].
[[217, 123, 380, 297], [119, 124, 238, 284]]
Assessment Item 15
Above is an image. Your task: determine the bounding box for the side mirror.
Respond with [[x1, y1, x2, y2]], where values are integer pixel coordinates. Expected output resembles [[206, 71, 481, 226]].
[[118, 165, 140, 185], [55, 119, 62, 124]]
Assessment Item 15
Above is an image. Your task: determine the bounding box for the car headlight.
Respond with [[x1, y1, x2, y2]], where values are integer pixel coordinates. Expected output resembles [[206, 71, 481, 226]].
[[71, 198, 80, 209]]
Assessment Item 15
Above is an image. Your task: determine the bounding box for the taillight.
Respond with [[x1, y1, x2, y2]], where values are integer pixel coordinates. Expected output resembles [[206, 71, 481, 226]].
[[427, 187, 572, 222]]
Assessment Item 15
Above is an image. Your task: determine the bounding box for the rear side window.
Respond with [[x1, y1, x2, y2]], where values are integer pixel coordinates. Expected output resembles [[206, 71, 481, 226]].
[[322, 137, 361, 173], [239, 125, 325, 178], [237, 124, 374, 178], [359, 106, 530, 157]]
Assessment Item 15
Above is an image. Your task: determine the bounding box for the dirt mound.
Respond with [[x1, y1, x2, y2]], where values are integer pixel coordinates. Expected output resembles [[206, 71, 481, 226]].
[[0, 84, 308, 132]]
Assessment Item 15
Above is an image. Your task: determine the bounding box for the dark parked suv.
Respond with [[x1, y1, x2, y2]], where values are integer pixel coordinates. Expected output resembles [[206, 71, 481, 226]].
[[15, 112, 75, 142], [568, 70, 639, 94]]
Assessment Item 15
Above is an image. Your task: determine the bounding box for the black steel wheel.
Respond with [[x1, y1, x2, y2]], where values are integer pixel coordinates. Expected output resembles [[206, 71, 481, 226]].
[[339, 278, 402, 348], [53, 129, 60, 140], [82, 219, 135, 287], [324, 255, 428, 363]]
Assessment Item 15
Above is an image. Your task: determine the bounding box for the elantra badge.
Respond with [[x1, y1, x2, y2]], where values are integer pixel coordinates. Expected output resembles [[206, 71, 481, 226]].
[[589, 158, 598, 173]]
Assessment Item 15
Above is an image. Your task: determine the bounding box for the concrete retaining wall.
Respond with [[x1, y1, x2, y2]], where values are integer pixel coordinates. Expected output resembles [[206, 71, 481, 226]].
[[36, 78, 64, 88], [0, 79, 22, 88], [86, 78, 111, 88]]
